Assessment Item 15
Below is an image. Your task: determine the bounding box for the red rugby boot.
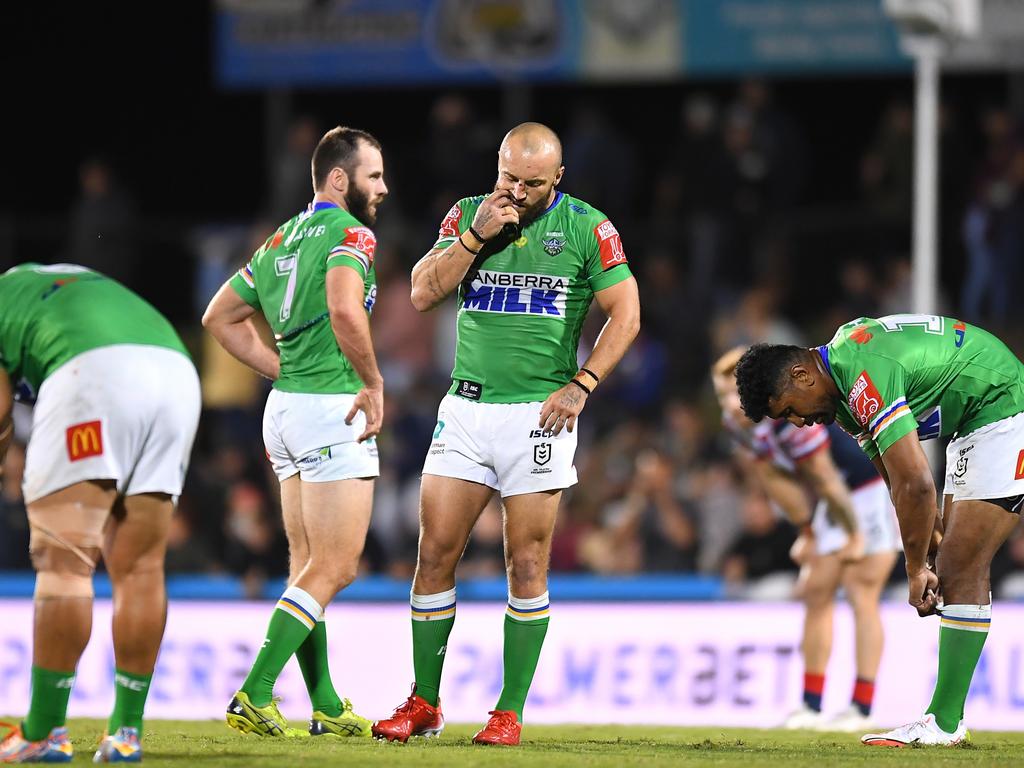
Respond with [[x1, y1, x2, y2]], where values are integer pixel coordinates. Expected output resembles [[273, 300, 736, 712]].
[[372, 686, 444, 743], [472, 710, 521, 746]]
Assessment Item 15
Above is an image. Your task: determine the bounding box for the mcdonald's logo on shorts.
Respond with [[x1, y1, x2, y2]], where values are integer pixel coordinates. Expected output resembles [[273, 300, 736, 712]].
[[1015, 449, 1024, 481], [66, 420, 103, 461]]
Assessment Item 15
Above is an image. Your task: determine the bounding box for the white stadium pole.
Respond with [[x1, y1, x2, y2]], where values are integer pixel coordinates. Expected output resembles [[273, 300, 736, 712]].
[[911, 41, 941, 315], [884, 1, 982, 313], [886, 0, 981, 474]]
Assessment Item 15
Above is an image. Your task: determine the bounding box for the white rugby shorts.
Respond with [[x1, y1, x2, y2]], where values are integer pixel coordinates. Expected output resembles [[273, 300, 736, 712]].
[[23, 345, 201, 504], [262, 389, 379, 483], [422, 393, 578, 497], [812, 478, 901, 556], [943, 411, 1024, 502]]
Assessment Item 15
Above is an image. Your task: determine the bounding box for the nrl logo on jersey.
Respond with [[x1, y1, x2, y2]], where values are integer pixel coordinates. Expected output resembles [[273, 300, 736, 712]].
[[542, 232, 565, 257]]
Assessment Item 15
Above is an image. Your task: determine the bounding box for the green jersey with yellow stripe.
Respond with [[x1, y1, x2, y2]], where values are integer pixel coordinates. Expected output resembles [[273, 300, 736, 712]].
[[230, 202, 377, 395], [433, 191, 632, 404], [820, 314, 1024, 459]]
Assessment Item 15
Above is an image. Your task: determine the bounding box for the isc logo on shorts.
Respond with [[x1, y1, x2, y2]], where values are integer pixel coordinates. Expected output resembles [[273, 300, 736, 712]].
[[66, 421, 103, 461], [462, 270, 567, 317]]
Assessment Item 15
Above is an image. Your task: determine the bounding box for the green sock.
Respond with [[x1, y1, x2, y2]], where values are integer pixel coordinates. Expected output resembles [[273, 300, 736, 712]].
[[296, 618, 342, 717], [926, 604, 991, 733], [22, 666, 76, 741], [241, 586, 321, 707], [108, 669, 152, 737], [495, 593, 550, 721], [410, 589, 457, 707]]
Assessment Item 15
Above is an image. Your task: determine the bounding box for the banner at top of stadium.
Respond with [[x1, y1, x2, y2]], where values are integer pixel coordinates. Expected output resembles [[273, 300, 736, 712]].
[[215, 0, 913, 87]]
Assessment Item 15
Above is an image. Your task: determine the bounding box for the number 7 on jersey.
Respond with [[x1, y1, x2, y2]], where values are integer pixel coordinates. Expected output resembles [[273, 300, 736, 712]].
[[275, 251, 299, 323]]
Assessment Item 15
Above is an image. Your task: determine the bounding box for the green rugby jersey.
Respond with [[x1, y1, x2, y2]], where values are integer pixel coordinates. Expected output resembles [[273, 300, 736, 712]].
[[433, 191, 632, 403], [0, 263, 188, 399], [230, 202, 378, 395], [819, 314, 1024, 459]]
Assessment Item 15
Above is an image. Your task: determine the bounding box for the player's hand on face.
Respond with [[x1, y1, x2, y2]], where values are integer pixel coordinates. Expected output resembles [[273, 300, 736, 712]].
[[907, 566, 941, 617], [471, 188, 521, 241], [347, 385, 383, 443], [539, 381, 587, 436]]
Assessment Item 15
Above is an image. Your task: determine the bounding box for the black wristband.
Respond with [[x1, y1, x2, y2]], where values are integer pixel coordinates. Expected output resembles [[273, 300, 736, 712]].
[[569, 378, 591, 395], [579, 367, 600, 383], [458, 234, 480, 256], [468, 226, 488, 244]]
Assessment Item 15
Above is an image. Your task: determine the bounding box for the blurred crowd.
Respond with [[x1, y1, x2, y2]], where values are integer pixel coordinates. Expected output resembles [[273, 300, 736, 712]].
[[2, 80, 1024, 599]]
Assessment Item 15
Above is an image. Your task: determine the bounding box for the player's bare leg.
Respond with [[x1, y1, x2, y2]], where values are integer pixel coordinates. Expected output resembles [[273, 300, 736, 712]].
[[230, 477, 373, 737], [276, 475, 370, 736], [413, 475, 494, 595], [5, 480, 115, 759], [94, 491, 173, 761], [785, 551, 840, 728], [472, 489, 560, 746], [374, 476, 491, 742], [828, 549, 897, 730], [294, 477, 373, 603]]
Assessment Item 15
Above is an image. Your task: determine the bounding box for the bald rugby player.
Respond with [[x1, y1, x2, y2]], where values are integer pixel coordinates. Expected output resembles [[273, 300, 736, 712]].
[[372, 123, 641, 746]]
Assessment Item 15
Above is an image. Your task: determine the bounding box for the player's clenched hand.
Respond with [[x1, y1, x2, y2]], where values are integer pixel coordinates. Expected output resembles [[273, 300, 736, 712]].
[[907, 566, 940, 617], [471, 189, 520, 241], [539, 382, 587, 436], [347, 385, 383, 443]]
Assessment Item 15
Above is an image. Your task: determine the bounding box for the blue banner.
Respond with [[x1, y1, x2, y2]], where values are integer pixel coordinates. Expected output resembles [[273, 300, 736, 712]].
[[214, 0, 909, 88]]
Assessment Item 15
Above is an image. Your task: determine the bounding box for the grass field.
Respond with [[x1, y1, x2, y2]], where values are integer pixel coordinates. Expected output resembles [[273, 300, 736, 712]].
[[23, 719, 1024, 766]]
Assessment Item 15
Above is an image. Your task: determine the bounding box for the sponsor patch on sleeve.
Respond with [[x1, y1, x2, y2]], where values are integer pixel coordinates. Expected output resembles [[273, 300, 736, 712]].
[[847, 371, 885, 428], [594, 219, 627, 270], [438, 204, 462, 239], [330, 226, 377, 272]]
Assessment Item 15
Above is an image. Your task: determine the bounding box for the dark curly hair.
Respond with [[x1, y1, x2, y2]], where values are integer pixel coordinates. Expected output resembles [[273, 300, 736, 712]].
[[734, 343, 806, 422]]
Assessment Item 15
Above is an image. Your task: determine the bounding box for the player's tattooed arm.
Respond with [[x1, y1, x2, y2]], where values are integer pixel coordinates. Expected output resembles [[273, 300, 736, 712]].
[[411, 191, 521, 312], [411, 243, 476, 311]]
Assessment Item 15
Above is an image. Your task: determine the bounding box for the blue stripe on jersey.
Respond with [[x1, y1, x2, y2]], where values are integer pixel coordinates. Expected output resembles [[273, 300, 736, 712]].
[[817, 346, 832, 375]]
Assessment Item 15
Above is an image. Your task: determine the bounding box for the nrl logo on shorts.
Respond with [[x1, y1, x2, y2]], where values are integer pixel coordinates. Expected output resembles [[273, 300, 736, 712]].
[[542, 232, 565, 257], [534, 443, 552, 465]]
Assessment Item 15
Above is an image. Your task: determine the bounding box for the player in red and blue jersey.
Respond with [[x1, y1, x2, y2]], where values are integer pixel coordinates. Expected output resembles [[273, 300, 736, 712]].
[[714, 347, 898, 732]]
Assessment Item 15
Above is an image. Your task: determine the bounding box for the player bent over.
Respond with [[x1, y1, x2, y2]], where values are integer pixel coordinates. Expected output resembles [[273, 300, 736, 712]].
[[713, 347, 899, 731], [735, 314, 1024, 746], [203, 126, 388, 739], [372, 123, 640, 746], [0, 264, 200, 764]]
